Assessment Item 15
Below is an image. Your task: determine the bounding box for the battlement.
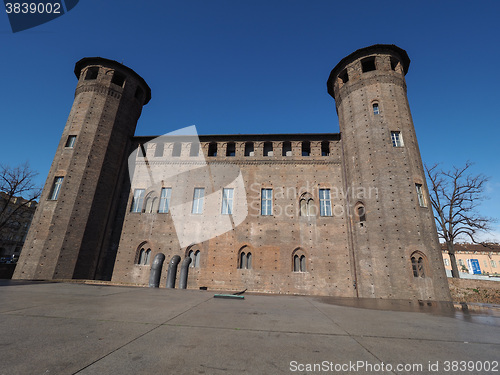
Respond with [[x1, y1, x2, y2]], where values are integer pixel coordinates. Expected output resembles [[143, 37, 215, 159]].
[[132, 133, 341, 161]]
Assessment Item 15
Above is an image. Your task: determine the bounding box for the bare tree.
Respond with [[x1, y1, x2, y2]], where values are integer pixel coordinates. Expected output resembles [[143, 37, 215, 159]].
[[0, 162, 42, 233], [425, 161, 496, 278]]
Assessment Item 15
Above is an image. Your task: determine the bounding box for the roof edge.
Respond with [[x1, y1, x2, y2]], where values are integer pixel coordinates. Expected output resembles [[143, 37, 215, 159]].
[[327, 44, 410, 96], [74, 57, 151, 105]]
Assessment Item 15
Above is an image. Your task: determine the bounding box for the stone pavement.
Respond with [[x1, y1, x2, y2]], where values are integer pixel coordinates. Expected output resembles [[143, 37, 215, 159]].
[[0, 281, 499, 375]]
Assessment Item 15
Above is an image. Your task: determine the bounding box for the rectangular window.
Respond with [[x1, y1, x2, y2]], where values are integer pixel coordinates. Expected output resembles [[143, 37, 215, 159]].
[[131, 189, 145, 212], [49, 177, 63, 200], [111, 71, 125, 87], [226, 143, 236, 157], [65, 135, 77, 148], [85, 67, 98, 80], [444, 258, 449, 266], [192, 188, 205, 214], [190, 143, 199, 157], [391, 131, 403, 147], [458, 259, 464, 266], [361, 57, 376, 72], [158, 187, 172, 213], [492, 260, 497, 268], [154, 143, 164, 157], [221, 188, 234, 215], [261, 189, 273, 216], [319, 189, 332, 216], [415, 183, 426, 207]]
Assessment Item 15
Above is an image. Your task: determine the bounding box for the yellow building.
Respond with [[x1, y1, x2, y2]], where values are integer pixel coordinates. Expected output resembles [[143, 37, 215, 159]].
[[442, 243, 500, 276]]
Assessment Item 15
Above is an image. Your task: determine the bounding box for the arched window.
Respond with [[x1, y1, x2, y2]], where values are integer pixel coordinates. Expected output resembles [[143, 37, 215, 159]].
[[294, 255, 300, 272], [136, 243, 151, 265], [188, 248, 201, 268], [194, 250, 200, 268], [292, 248, 307, 272], [299, 193, 315, 217], [411, 252, 426, 278], [300, 199, 307, 217], [144, 249, 151, 265], [238, 246, 252, 269], [188, 250, 195, 267], [355, 202, 366, 226], [357, 206, 366, 222], [373, 103, 380, 115], [418, 257, 425, 277], [144, 193, 158, 214], [300, 255, 306, 272], [138, 248, 145, 264], [240, 251, 246, 269]]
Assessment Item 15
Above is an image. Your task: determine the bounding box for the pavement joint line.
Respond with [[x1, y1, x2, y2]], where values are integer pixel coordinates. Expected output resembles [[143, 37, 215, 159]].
[[350, 334, 398, 375], [305, 297, 398, 375], [304, 296, 351, 336], [309, 299, 397, 375], [71, 295, 214, 375], [0, 303, 65, 315], [161, 322, 500, 345], [1, 311, 168, 325], [163, 322, 354, 336]]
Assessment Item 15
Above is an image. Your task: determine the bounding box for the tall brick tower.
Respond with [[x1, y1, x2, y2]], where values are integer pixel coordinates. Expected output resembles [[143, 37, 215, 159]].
[[328, 45, 451, 301], [14, 58, 151, 280]]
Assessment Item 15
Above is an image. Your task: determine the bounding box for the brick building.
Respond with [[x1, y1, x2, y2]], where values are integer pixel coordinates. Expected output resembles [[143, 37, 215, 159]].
[[13, 44, 452, 301]]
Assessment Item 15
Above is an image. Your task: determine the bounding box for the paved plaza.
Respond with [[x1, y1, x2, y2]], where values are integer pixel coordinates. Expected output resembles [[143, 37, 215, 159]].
[[0, 281, 499, 374]]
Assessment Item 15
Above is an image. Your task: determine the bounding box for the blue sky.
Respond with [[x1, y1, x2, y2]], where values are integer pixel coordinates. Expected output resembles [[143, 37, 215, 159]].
[[1, 0, 499, 241]]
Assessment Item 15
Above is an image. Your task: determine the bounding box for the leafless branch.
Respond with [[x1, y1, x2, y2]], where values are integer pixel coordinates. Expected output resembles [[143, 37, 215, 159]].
[[425, 161, 497, 278], [0, 162, 42, 233]]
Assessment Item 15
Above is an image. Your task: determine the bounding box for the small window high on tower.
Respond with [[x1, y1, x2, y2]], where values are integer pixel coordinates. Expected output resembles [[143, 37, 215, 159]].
[[361, 57, 376, 73], [338, 69, 349, 84], [111, 71, 126, 87], [85, 67, 98, 80]]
